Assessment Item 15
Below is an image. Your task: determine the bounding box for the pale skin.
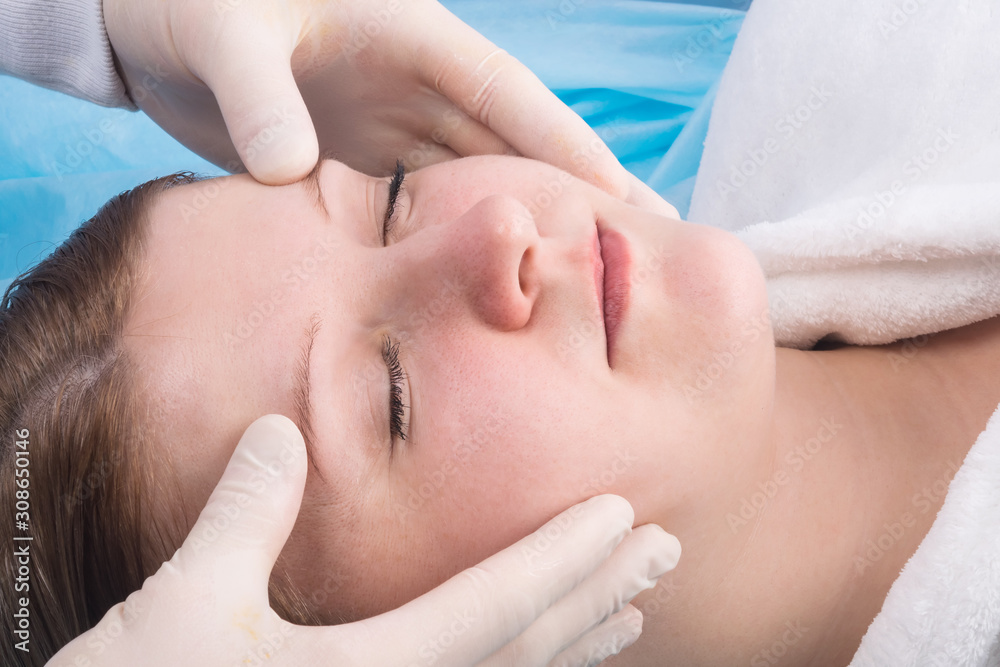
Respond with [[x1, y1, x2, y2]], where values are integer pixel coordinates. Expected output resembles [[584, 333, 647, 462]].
[[125, 155, 999, 665]]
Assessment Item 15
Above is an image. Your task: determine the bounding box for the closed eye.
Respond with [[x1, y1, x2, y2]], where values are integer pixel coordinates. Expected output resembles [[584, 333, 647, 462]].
[[381, 335, 408, 450], [381, 160, 406, 245]]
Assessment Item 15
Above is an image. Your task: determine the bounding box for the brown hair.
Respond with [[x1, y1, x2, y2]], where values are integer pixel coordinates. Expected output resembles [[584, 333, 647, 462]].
[[1, 173, 321, 666]]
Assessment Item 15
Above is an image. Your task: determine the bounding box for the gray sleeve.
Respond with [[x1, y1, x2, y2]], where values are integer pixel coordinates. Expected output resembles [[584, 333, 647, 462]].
[[0, 0, 137, 109]]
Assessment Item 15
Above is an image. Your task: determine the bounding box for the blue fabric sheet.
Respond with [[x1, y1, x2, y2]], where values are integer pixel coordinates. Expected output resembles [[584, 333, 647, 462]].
[[0, 0, 744, 286]]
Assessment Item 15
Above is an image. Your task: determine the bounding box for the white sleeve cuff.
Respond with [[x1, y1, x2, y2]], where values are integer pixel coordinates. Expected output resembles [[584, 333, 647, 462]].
[[0, 0, 136, 109]]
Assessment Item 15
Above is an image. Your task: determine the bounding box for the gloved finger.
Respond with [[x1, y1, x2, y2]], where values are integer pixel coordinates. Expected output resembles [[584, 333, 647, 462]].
[[623, 172, 681, 219], [187, 15, 318, 185], [480, 524, 680, 666], [413, 6, 633, 200], [173, 414, 308, 589], [432, 107, 516, 158], [320, 495, 637, 665], [402, 141, 462, 172], [547, 605, 643, 667]]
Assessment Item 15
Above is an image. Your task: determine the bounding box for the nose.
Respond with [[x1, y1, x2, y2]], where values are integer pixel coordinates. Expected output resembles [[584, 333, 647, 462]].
[[437, 194, 540, 331]]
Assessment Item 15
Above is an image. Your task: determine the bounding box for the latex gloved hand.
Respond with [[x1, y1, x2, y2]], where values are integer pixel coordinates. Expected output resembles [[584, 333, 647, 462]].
[[46, 415, 681, 667], [102, 0, 677, 216]]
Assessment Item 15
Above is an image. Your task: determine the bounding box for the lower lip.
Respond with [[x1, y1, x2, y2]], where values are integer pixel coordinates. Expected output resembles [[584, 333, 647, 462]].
[[598, 227, 631, 364]]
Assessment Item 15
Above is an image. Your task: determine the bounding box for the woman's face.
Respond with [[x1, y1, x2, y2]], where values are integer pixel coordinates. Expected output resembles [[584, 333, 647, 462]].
[[126, 155, 773, 619]]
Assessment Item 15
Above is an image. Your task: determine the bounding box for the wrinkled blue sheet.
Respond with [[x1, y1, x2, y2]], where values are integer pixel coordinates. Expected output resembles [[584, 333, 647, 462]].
[[0, 0, 744, 284]]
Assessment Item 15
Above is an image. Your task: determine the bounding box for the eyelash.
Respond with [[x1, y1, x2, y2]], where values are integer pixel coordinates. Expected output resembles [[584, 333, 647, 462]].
[[381, 160, 406, 245], [381, 335, 408, 445], [380, 161, 408, 447]]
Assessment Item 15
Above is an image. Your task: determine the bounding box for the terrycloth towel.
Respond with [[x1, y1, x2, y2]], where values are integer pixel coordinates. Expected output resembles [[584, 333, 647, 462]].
[[688, 1, 1000, 665], [688, 0, 1000, 350], [739, 186, 1000, 349]]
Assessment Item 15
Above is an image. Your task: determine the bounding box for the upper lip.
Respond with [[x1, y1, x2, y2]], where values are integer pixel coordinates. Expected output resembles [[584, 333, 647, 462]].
[[594, 221, 631, 367]]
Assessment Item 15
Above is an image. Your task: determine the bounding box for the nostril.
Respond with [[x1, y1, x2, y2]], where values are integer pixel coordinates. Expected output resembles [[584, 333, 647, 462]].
[[518, 246, 537, 298]]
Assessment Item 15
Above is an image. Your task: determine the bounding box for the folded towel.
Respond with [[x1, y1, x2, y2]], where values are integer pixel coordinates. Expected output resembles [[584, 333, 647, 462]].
[[689, 1, 1000, 664], [688, 0, 1000, 350], [740, 185, 1000, 349]]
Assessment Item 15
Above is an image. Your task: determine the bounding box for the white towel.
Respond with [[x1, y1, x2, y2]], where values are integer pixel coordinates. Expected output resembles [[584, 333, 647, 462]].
[[688, 0, 1000, 351], [687, 1, 1000, 664], [740, 187, 1000, 349]]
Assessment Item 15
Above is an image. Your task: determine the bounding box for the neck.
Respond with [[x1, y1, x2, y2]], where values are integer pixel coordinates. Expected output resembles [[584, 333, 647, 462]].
[[617, 317, 1000, 667]]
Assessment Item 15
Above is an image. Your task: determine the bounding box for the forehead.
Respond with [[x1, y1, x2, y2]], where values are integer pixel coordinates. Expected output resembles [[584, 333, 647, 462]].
[[123, 173, 351, 522]]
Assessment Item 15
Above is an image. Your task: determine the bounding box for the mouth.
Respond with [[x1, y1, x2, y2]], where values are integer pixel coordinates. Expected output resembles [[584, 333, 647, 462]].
[[595, 223, 632, 366]]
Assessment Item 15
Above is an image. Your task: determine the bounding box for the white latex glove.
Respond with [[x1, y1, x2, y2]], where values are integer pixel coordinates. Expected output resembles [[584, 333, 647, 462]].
[[102, 0, 678, 216], [46, 415, 681, 667]]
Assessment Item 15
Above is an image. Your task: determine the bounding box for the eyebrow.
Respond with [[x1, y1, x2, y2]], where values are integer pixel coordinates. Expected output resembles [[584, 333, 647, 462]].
[[302, 160, 328, 217], [292, 313, 325, 481]]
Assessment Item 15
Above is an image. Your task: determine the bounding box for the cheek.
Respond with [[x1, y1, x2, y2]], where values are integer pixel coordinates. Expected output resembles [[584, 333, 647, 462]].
[[654, 224, 772, 400], [414, 156, 572, 222], [401, 341, 602, 569]]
